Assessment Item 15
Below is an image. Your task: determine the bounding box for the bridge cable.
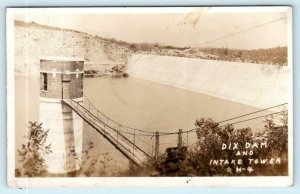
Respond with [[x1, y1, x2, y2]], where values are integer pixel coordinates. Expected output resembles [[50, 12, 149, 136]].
[[159, 103, 288, 136], [83, 94, 155, 134], [219, 109, 288, 127], [217, 103, 288, 124], [82, 95, 287, 137]]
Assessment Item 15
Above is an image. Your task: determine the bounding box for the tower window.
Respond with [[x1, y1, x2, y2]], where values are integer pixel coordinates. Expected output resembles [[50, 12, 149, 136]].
[[43, 73, 48, 91]]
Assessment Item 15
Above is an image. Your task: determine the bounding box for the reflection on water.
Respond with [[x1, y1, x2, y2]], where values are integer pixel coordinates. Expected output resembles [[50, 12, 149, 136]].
[[15, 75, 267, 172]]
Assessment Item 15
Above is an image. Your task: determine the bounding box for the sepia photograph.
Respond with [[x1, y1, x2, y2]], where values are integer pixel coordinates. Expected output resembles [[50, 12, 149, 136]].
[[6, 7, 293, 187]]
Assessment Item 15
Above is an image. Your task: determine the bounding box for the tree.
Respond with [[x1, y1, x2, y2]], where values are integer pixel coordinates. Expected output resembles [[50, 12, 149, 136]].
[[142, 113, 289, 176], [237, 50, 243, 58], [263, 110, 288, 157], [187, 118, 253, 175], [17, 122, 52, 177], [223, 47, 229, 56], [145, 118, 254, 176], [191, 114, 288, 176]]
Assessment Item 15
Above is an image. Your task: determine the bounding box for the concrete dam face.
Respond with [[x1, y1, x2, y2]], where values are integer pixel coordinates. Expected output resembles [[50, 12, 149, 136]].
[[127, 54, 290, 109]]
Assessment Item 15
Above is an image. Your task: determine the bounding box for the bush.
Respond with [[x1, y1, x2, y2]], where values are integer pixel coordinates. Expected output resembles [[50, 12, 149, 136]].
[[17, 122, 52, 177], [185, 118, 254, 176], [143, 111, 288, 176]]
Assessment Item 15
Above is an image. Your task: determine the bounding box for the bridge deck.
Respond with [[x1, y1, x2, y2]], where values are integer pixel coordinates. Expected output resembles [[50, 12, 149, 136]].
[[62, 98, 150, 166]]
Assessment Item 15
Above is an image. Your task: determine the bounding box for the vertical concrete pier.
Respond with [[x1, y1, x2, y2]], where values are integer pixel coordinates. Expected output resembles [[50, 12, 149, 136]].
[[39, 57, 84, 174]]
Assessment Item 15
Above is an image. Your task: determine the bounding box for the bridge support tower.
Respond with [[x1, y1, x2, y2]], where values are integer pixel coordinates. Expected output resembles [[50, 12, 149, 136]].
[[39, 57, 84, 174]]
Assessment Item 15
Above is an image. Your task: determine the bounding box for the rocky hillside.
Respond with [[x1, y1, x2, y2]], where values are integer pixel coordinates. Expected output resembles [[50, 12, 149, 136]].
[[14, 20, 133, 74], [14, 20, 287, 75]]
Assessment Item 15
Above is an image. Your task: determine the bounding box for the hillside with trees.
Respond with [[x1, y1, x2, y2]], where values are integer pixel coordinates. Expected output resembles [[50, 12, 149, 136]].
[[100, 36, 287, 65], [14, 20, 288, 75], [199, 46, 287, 66]]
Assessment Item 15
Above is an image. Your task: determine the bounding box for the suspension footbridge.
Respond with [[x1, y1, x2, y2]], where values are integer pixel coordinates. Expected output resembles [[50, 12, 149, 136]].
[[62, 94, 288, 167]]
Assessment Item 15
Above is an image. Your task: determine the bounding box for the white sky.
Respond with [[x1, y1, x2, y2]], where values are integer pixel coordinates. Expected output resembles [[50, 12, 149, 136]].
[[13, 7, 290, 49]]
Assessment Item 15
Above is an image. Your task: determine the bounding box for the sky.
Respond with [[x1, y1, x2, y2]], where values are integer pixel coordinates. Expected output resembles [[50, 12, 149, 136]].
[[13, 7, 290, 49]]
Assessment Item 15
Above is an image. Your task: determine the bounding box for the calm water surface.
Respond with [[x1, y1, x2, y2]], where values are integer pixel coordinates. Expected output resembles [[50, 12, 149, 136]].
[[15, 75, 267, 171]]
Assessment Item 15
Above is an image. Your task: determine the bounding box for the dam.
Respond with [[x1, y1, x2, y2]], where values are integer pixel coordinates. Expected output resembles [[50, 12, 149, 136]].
[[127, 54, 290, 109], [14, 54, 290, 173]]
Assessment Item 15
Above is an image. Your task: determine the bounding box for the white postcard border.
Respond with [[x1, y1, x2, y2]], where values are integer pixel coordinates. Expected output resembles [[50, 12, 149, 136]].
[[6, 7, 293, 188]]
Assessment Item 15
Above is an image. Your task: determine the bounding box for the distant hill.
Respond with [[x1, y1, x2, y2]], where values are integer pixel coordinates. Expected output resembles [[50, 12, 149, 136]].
[[15, 20, 70, 31], [198, 46, 287, 65], [14, 20, 287, 74], [100, 36, 287, 65], [14, 20, 133, 74]]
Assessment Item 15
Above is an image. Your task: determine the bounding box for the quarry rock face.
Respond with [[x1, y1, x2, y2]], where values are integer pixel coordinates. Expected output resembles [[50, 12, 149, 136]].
[[14, 21, 132, 75]]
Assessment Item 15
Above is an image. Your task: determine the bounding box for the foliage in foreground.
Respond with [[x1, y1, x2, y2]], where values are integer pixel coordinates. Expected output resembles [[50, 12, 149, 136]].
[[16, 122, 52, 177], [144, 111, 288, 176], [16, 110, 288, 177]]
